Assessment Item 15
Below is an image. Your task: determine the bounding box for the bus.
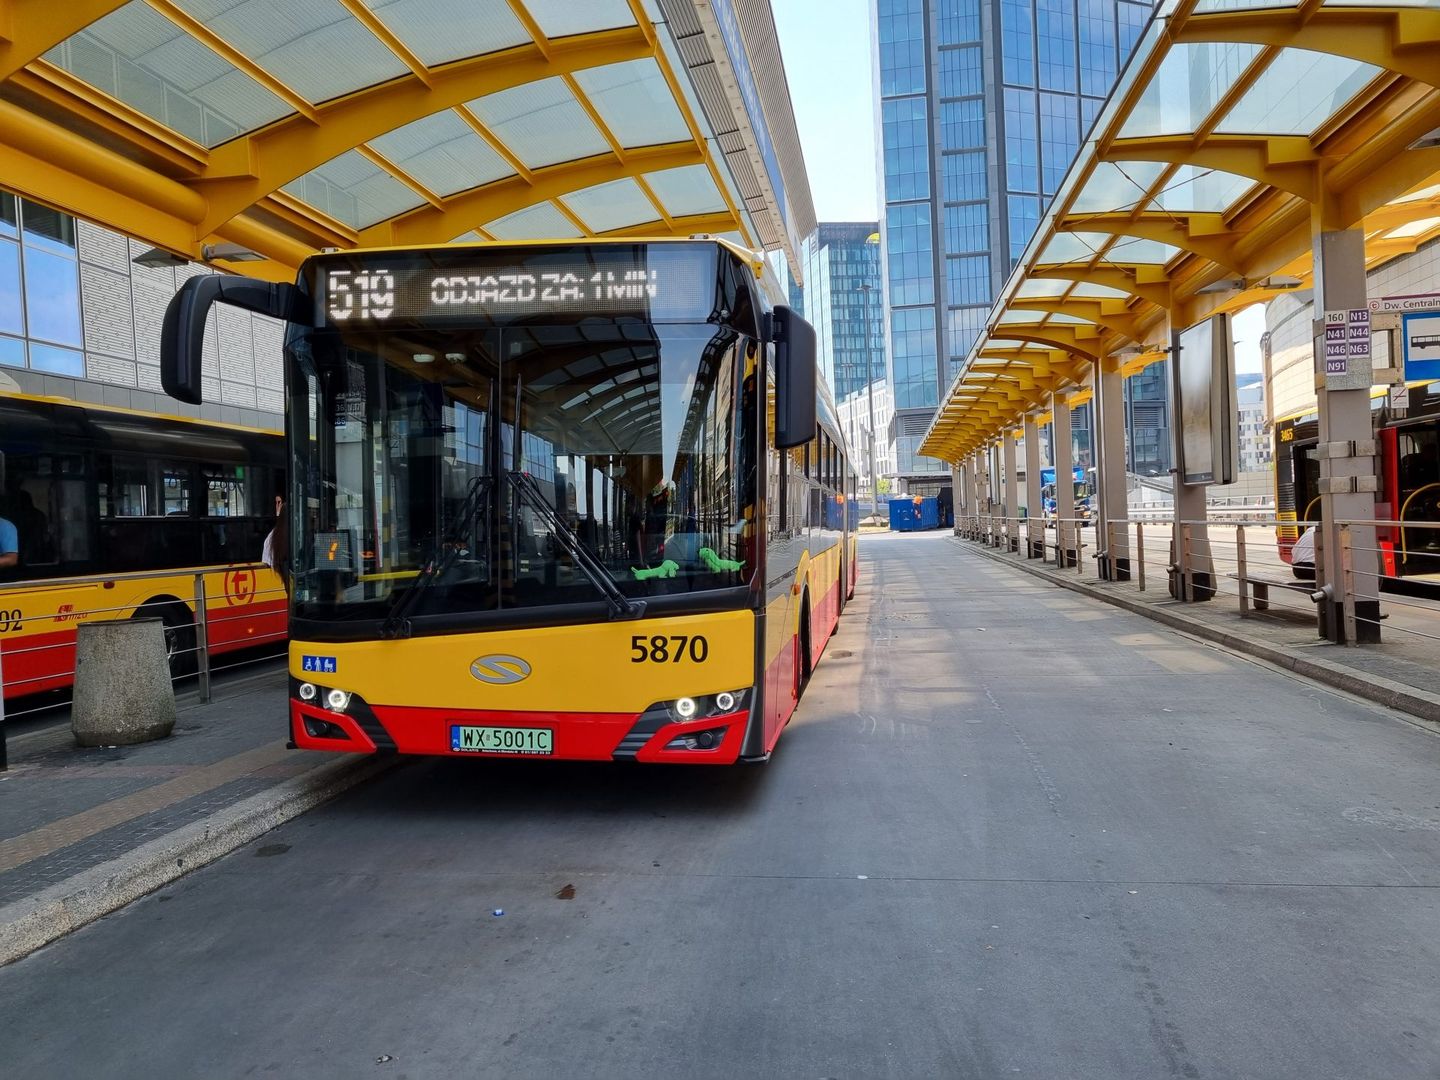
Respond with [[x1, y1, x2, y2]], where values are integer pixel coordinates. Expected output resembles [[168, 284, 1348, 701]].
[[0, 393, 287, 700], [160, 239, 857, 764], [1274, 389, 1440, 585]]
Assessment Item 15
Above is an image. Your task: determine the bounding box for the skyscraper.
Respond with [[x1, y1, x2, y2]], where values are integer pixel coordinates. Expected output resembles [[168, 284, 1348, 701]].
[[799, 223, 885, 401], [873, 0, 1153, 491]]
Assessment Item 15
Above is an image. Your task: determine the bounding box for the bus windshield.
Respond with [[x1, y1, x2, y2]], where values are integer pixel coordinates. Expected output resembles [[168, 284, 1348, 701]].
[[287, 319, 757, 628]]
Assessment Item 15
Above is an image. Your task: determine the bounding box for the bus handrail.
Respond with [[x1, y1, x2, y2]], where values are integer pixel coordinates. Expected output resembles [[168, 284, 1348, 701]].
[[0, 563, 274, 595]]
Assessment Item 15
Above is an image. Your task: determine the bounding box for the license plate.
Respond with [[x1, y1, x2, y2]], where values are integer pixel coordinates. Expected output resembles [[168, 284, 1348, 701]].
[[450, 725, 553, 755]]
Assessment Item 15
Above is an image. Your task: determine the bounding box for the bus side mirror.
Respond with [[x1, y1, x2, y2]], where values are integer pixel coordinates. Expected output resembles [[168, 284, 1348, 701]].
[[161, 275, 308, 404], [773, 305, 817, 449]]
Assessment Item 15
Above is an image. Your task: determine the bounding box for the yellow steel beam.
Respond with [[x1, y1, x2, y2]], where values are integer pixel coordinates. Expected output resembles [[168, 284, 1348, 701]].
[[1056, 211, 1246, 275], [1028, 265, 1171, 309], [196, 26, 654, 235], [0, 0, 128, 80], [358, 142, 704, 246], [335, 0, 433, 87], [1101, 135, 1321, 202], [1173, 5, 1440, 91], [1006, 298, 1144, 341], [595, 211, 735, 238]]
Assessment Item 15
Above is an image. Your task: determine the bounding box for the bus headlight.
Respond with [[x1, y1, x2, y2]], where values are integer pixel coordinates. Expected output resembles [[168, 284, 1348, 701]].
[[675, 697, 698, 719], [715, 691, 736, 712], [298, 682, 317, 702], [325, 688, 351, 712]]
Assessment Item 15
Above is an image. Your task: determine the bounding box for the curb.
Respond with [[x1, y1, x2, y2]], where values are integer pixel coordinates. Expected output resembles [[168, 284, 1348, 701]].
[[0, 754, 396, 967], [958, 538, 1440, 727]]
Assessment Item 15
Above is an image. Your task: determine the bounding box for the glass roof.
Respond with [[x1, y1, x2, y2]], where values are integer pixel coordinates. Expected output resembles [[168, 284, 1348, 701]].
[[369, 111, 514, 197], [574, 60, 689, 148], [360, 0, 530, 67], [1386, 215, 1440, 239], [283, 150, 424, 229], [173, 0, 408, 104], [562, 178, 658, 232], [644, 165, 726, 216], [485, 202, 585, 239], [1214, 49, 1379, 135], [524, 0, 637, 38], [44, 1, 290, 148], [1121, 42, 1263, 138], [470, 78, 610, 169], [1039, 232, 1178, 265]]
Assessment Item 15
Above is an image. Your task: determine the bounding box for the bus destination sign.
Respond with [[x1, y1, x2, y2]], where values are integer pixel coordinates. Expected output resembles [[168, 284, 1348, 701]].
[[320, 256, 703, 324]]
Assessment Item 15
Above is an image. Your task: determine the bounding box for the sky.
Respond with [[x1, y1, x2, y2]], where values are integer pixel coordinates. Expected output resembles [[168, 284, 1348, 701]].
[[769, 1, 1267, 374]]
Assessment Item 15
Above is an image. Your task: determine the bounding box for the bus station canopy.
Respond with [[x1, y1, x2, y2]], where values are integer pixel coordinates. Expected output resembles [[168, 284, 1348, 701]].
[[0, 0, 814, 280], [922, 0, 1440, 463]]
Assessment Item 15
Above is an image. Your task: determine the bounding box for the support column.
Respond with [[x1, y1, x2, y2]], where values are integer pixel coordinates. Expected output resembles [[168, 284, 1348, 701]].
[[1167, 315, 1214, 600], [951, 463, 963, 535], [1095, 358, 1131, 579], [1002, 428, 1019, 552], [1313, 226, 1380, 642], [1024, 413, 1043, 557], [1052, 393, 1075, 566]]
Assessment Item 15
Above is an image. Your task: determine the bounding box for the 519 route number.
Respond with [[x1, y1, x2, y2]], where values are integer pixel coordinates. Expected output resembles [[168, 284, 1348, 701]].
[[630, 634, 708, 663]]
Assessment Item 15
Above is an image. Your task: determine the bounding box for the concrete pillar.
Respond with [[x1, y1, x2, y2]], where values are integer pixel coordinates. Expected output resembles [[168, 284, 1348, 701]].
[[1052, 393, 1075, 565], [1095, 358, 1131, 579], [1002, 428, 1019, 552], [72, 619, 176, 746], [1312, 226, 1380, 642], [1024, 413, 1043, 557], [1167, 316, 1215, 600], [951, 463, 963, 535]]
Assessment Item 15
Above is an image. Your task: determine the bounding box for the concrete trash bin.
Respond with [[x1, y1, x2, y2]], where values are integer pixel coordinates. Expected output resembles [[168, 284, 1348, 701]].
[[72, 618, 177, 747]]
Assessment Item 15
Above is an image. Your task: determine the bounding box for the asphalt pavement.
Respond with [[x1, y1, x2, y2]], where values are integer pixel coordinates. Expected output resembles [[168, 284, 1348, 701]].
[[4, 532, 1440, 1079]]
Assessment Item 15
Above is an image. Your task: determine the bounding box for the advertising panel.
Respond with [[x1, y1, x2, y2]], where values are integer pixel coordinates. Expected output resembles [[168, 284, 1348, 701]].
[[1173, 313, 1237, 486]]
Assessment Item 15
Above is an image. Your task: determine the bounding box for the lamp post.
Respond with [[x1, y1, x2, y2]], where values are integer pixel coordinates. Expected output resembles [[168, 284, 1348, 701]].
[[858, 281, 880, 524]]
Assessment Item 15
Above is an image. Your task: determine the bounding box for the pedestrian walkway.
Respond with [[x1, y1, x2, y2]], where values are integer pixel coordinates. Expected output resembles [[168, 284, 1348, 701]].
[[954, 531, 1440, 727], [0, 675, 386, 963]]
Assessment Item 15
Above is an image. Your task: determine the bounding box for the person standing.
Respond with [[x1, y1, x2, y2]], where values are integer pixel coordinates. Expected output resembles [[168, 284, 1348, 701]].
[[0, 513, 17, 571], [261, 494, 288, 593]]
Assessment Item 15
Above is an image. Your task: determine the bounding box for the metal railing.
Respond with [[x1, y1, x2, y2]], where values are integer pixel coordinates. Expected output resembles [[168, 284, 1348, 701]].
[[956, 513, 1440, 651], [0, 564, 287, 723]]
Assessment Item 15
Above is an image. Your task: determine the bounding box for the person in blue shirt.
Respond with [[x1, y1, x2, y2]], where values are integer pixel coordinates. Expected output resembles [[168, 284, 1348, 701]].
[[0, 514, 17, 570]]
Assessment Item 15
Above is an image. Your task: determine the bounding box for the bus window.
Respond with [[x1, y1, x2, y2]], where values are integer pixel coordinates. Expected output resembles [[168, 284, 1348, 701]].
[[102, 457, 151, 517], [204, 465, 248, 517], [161, 463, 192, 516], [0, 451, 87, 568]]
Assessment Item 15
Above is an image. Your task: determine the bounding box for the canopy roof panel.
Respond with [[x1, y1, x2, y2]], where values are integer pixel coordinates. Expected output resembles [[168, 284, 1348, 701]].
[[923, 0, 1440, 463], [1, 0, 816, 281]]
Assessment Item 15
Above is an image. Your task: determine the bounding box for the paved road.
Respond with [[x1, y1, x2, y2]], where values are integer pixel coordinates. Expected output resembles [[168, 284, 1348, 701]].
[[5, 533, 1440, 1078]]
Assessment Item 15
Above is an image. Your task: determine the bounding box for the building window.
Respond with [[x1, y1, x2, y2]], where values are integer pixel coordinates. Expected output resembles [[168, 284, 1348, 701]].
[[1008, 196, 1042, 264], [939, 46, 982, 98], [944, 202, 988, 254], [883, 97, 931, 202], [941, 98, 985, 151], [947, 305, 989, 359], [878, 0, 927, 97], [1078, 0, 1117, 97], [1037, 0, 1077, 93], [885, 202, 935, 307], [938, 0, 982, 44], [1118, 1, 1151, 61], [1002, 0, 1035, 87], [1080, 96, 1104, 139], [943, 150, 988, 202], [891, 306, 938, 410], [1004, 88, 1039, 193], [1040, 92, 1079, 195], [0, 190, 84, 378], [946, 255, 991, 306]]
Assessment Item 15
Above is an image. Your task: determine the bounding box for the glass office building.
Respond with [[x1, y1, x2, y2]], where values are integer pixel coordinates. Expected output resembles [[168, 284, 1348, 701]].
[[796, 223, 885, 401], [873, 0, 1153, 486]]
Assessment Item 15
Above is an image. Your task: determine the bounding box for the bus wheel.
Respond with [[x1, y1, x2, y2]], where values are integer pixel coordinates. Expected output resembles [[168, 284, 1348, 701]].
[[132, 601, 197, 679], [798, 592, 814, 696]]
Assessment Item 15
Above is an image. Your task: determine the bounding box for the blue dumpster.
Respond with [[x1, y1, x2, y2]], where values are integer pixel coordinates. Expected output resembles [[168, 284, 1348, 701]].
[[889, 497, 940, 531]]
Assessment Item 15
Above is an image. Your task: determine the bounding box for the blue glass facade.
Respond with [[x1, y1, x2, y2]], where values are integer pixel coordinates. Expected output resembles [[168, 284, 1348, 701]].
[[0, 193, 84, 378], [875, 0, 1153, 481], [794, 222, 885, 402]]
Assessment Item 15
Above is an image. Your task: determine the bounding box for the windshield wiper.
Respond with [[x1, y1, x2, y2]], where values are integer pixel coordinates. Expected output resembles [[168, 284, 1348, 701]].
[[508, 471, 646, 621], [380, 475, 493, 639]]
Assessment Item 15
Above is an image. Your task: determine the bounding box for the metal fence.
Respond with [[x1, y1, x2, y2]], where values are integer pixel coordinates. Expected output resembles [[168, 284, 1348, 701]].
[[956, 513, 1440, 649], [0, 564, 287, 726]]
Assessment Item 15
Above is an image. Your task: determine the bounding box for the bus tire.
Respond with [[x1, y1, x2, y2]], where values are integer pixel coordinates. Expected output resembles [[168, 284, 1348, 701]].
[[798, 591, 813, 696], [132, 600, 197, 679]]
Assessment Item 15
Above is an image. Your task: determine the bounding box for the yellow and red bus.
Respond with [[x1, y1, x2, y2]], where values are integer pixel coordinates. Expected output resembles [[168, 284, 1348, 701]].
[[161, 239, 857, 763], [0, 393, 287, 701]]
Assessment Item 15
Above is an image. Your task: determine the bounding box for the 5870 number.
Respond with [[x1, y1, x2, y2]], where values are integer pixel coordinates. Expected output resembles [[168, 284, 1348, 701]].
[[630, 634, 708, 663]]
